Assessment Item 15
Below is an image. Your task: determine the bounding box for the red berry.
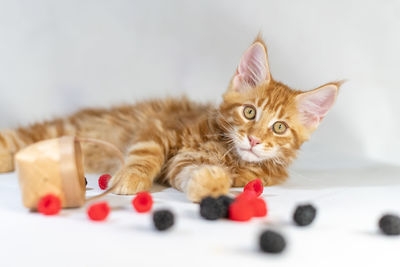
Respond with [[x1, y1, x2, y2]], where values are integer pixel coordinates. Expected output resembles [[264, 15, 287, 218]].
[[87, 202, 110, 221], [132, 192, 153, 213], [37, 194, 61, 215], [244, 179, 264, 196], [229, 200, 253, 221], [236, 190, 257, 203], [253, 198, 268, 217], [98, 174, 111, 190]]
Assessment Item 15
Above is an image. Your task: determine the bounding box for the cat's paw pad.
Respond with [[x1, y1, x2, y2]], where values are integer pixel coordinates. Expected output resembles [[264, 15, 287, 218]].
[[0, 149, 14, 173], [186, 165, 231, 202], [109, 168, 152, 195]]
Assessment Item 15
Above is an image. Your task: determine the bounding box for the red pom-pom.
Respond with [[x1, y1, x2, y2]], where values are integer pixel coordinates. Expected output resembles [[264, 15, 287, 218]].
[[236, 190, 258, 203], [98, 174, 111, 190], [229, 200, 253, 221], [87, 202, 110, 221], [244, 179, 264, 196], [37, 194, 61, 215], [252, 198, 268, 217], [132, 192, 153, 213]]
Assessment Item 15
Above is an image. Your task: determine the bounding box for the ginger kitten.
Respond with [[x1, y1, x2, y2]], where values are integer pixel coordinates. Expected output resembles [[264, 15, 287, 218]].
[[0, 37, 341, 202]]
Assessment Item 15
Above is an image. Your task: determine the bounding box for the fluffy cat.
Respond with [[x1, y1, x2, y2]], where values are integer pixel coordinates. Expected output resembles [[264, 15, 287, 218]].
[[0, 36, 341, 202]]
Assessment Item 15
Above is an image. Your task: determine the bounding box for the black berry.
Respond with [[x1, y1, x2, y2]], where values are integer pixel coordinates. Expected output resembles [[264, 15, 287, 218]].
[[200, 197, 224, 220], [153, 210, 174, 231], [85, 177, 87, 186], [293, 204, 317, 226], [259, 230, 286, 253], [216, 195, 234, 218], [379, 214, 400, 236]]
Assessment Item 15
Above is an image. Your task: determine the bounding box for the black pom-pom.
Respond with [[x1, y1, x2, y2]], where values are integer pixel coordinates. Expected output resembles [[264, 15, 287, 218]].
[[153, 210, 174, 231], [293, 204, 317, 226], [216, 195, 234, 218], [200, 197, 224, 220], [379, 214, 400, 236], [259, 230, 286, 253]]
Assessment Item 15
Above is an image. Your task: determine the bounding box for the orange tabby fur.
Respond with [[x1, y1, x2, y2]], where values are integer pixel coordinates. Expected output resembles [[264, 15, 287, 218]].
[[0, 36, 341, 202]]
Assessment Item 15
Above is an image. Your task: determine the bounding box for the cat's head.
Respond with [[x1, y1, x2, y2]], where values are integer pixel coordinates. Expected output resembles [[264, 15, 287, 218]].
[[217, 37, 341, 164]]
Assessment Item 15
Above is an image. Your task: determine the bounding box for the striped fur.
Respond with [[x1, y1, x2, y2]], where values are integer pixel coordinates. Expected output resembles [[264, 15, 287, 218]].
[[0, 37, 340, 202]]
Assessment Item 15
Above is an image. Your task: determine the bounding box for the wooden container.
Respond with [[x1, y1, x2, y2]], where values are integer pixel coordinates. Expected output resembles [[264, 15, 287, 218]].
[[15, 136, 123, 210]]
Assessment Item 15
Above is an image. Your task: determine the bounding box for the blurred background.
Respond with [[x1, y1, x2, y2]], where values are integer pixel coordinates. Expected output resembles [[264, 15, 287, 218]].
[[0, 0, 399, 167]]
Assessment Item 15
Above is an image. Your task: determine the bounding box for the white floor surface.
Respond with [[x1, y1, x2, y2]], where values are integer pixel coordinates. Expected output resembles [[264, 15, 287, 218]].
[[1, 162, 400, 267]]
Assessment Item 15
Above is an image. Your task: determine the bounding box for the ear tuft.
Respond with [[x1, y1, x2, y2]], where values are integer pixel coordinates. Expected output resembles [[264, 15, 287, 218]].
[[296, 84, 339, 128], [232, 42, 271, 92]]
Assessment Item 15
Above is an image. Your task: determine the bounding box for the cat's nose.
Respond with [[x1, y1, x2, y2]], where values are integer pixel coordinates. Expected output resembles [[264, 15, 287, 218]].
[[248, 135, 261, 147]]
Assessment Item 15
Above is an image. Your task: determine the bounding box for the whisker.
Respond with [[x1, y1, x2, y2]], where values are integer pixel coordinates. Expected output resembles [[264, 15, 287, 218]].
[[222, 146, 234, 159]]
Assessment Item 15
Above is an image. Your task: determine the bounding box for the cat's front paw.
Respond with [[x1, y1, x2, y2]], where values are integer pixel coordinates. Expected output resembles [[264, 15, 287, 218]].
[[109, 168, 152, 195], [186, 165, 231, 202], [0, 149, 14, 173]]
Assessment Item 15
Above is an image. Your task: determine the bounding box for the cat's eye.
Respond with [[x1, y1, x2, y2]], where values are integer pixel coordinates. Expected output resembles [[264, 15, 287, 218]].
[[243, 105, 256, 120], [272, 121, 288, 134]]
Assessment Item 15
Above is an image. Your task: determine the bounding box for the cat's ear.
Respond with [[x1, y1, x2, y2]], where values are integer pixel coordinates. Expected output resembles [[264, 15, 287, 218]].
[[231, 41, 271, 92], [296, 83, 340, 129]]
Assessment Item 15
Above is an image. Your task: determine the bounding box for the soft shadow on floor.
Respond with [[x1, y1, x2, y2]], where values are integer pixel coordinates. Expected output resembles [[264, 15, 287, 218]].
[[283, 163, 400, 190]]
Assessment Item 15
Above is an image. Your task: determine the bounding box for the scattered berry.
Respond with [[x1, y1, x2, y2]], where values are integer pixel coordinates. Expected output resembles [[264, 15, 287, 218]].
[[200, 197, 224, 220], [87, 202, 110, 221], [293, 204, 317, 226], [379, 214, 400, 236], [259, 230, 286, 253], [132, 192, 153, 213], [244, 179, 264, 196], [37, 194, 61, 215], [153, 210, 174, 231], [236, 190, 257, 203], [253, 198, 267, 217], [216, 195, 234, 218], [229, 200, 253, 221], [98, 174, 111, 190]]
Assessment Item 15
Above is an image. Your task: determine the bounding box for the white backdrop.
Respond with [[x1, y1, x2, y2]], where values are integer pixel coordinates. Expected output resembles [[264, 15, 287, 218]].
[[0, 0, 399, 166]]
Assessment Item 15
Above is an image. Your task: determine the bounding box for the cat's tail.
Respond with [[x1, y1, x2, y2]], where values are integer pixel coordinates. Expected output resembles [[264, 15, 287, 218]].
[[0, 118, 74, 173]]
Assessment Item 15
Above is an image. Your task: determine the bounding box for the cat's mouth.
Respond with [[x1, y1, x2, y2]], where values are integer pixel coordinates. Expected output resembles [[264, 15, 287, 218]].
[[235, 145, 279, 163], [239, 148, 259, 157], [237, 147, 262, 162]]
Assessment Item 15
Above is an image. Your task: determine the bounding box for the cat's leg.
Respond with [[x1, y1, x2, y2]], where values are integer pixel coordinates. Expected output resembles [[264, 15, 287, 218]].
[[166, 151, 232, 202], [0, 127, 47, 173], [0, 119, 74, 173], [0, 110, 133, 174], [109, 139, 167, 195], [0, 130, 21, 172]]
